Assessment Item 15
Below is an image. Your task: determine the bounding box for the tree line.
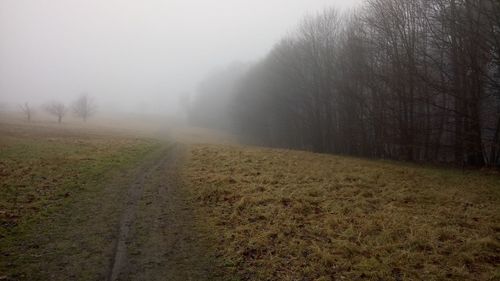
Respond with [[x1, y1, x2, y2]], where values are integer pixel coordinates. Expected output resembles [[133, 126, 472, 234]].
[[191, 0, 500, 167], [18, 93, 96, 123]]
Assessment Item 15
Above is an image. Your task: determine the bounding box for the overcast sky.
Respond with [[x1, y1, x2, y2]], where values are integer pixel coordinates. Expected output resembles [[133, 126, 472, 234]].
[[0, 0, 361, 115]]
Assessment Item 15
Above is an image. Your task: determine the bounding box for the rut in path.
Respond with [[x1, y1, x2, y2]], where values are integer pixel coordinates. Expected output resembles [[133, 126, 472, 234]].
[[107, 144, 215, 281]]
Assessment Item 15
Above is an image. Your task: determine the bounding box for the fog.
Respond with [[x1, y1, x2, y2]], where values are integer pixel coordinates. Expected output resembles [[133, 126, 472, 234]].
[[0, 0, 360, 116]]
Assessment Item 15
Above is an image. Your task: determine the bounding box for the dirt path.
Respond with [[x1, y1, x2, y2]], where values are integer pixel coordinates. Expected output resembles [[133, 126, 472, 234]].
[[107, 143, 216, 281], [0, 139, 218, 281]]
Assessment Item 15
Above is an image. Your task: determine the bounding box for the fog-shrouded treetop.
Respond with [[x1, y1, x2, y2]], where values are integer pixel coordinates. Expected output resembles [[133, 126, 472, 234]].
[[19, 102, 34, 122], [189, 1, 500, 167], [72, 94, 97, 122], [43, 101, 67, 123]]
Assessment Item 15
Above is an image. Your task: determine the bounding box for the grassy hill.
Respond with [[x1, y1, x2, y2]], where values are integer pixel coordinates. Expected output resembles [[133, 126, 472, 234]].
[[183, 144, 500, 281], [1, 120, 498, 280]]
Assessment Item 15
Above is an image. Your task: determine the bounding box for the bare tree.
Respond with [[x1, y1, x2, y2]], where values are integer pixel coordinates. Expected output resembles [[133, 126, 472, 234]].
[[19, 102, 33, 122], [72, 94, 96, 122], [44, 101, 67, 123], [190, 1, 500, 167]]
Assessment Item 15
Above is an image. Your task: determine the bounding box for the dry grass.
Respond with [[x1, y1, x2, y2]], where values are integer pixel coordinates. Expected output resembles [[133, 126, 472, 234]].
[[183, 144, 500, 281]]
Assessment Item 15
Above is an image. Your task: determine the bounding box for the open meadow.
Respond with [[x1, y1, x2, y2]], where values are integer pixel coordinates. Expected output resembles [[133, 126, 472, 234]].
[[0, 120, 162, 280], [2, 0, 499, 280], [1, 118, 499, 281], [183, 144, 500, 281]]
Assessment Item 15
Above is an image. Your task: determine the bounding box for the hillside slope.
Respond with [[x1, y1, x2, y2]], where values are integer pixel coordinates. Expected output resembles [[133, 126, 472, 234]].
[[183, 144, 500, 281]]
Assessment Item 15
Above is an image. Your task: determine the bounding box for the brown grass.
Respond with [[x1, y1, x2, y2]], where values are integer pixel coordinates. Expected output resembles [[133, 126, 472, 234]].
[[183, 144, 500, 281]]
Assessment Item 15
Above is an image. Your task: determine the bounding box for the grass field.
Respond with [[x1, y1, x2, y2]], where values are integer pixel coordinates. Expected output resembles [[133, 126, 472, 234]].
[[0, 122, 161, 280], [1, 119, 499, 280], [183, 144, 500, 281]]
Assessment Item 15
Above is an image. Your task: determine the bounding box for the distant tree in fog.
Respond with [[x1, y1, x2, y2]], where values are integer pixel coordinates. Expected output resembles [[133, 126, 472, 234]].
[[72, 94, 96, 122], [44, 101, 67, 123], [189, 62, 249, 130], [19, 102, 34, 122]]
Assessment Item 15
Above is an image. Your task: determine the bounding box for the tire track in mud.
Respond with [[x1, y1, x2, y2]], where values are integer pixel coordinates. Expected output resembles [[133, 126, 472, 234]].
[[107, 145, 174, 281], [107, 143, 216, 281]]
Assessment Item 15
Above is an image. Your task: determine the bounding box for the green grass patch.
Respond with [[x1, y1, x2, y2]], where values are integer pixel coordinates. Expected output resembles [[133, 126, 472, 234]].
[[0, 123, 161, 280], [183, 144, 500, 281]]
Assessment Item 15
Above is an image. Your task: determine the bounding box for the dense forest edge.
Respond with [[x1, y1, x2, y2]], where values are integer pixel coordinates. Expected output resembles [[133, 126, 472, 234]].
[[189, 0, 500, 167]]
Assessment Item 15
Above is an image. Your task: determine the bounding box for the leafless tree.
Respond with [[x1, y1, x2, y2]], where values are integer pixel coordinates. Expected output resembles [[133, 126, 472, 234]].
[[72, 94, 96, 122], [190, 0, 500, 167], [19, 102, 33, 122], [44, 101, 67, 123]]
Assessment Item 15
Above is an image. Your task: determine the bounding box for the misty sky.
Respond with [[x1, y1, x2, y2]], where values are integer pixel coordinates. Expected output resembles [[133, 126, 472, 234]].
[[0, 0, 361, 115]]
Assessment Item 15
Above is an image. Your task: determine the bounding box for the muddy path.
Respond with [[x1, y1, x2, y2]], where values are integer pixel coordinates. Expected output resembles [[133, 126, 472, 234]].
[[0, 140, 218, 281], [107, 143, 216, 281]]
